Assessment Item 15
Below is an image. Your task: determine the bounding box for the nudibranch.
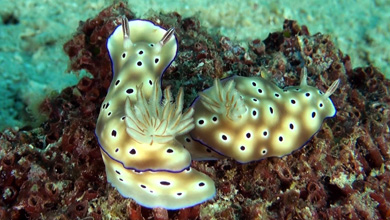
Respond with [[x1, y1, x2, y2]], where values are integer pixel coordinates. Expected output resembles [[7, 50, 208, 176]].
[[183, 69, 339, 163], [96, 17, 215, 210]]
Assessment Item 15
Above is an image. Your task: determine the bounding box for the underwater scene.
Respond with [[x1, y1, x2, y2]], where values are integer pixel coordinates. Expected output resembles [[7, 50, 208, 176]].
[[0, 1, 389, 219]]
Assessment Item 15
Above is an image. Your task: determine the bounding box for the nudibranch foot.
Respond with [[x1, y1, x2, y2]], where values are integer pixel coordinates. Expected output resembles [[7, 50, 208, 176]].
[[102, 150, 215, 210]]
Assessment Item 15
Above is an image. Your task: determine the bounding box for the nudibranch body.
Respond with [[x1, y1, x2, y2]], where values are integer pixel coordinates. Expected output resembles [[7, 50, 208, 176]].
[[96, 18, 215, 210], [185, 69, 339, 163], [96, 18, 190, 172]]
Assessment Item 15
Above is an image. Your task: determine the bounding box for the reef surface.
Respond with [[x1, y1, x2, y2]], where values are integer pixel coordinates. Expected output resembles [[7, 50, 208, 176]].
[[0, 3, 389, 219]]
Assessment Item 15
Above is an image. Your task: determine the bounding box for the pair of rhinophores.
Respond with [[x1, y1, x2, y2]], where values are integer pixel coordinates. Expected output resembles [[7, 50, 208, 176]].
[[95, 17, 339, 209]]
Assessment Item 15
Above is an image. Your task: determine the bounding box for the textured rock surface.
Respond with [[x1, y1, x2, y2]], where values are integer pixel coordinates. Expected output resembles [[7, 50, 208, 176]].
[[0, 3, 389, 219]]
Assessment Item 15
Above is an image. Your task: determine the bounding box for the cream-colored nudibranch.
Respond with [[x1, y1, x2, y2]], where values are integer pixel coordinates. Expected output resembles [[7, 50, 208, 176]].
[[96, 17, 215, 210], [186, 69, 339, 163]]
